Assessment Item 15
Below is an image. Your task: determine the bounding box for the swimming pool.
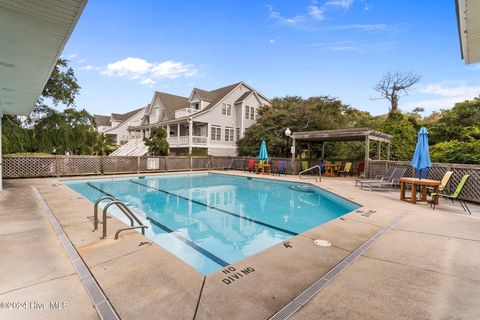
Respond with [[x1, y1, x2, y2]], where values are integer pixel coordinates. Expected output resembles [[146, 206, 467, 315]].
[[65, 173, 359, 275]]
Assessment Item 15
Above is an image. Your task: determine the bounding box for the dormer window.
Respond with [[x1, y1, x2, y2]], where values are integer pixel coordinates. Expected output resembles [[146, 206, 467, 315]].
[[192, 102, 200, 110]]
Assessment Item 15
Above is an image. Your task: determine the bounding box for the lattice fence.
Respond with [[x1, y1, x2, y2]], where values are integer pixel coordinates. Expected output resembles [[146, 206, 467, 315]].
[[191, 157, 210, 170], [166, 157, 190, 171], [103, 157, 139, 174], [2, 156, 56, 177], [368, 160, 480, 203], [139, 156, 167, 172], [58, 156, 102, 176]]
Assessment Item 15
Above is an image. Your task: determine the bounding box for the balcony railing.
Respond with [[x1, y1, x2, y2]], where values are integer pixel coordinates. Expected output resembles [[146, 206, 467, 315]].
[[175, 108, 200, 118], [167, 136, 207, 145]]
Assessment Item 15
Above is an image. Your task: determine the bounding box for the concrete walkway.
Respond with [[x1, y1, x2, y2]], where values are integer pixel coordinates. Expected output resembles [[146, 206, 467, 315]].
[[0, 179, 98, 320], [0, 173, 479, 320]]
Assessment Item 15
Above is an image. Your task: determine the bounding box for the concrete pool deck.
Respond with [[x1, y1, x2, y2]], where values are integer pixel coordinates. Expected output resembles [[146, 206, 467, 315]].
[[1, 171, 479, 319]]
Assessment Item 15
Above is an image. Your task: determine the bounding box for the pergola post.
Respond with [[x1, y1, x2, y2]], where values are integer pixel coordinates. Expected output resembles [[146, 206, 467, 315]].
[[307, 143, 311, 160], [365, 135, 370, 178], [321, 142, 325, 159], [376, 141, 382, 160], [291, 138, 296, 174]]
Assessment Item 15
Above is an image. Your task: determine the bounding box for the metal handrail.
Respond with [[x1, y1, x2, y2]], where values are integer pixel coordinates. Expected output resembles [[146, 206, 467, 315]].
[[299, 165, 321, 183], [101, 201, 147, 239], [93, 196, 116, 231]]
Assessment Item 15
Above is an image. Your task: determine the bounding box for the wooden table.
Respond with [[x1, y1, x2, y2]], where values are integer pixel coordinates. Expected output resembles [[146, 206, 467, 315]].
[[255, 163, 271, 175], [400, 177, 441, 204], [324, 164, 341, 177]]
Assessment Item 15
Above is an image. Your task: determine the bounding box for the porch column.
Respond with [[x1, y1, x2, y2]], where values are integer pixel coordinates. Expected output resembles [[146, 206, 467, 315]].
[[376, 141, 382, 160], [240, 104, 244, 138], [177, 122, 180, 146], [188, 120, 193, 155], [207, 123, 211, 146], [0, 113, 3, 191], [166, 124, 170, 138], [364, 135, 370, 178], [291, 138, 296, 175]]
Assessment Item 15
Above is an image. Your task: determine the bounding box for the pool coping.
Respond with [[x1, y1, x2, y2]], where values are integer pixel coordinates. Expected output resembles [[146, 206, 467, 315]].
[[33, 170, 409, 319]]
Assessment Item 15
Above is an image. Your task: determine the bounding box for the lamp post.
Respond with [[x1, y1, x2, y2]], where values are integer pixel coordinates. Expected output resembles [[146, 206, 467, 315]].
[[285, 128, 296, 174]]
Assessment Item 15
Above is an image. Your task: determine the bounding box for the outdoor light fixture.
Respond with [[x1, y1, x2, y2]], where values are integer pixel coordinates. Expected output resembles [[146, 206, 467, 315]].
[[284, 127, 291, 137]]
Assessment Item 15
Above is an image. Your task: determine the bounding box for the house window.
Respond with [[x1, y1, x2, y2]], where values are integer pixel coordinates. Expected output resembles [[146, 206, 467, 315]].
[[222, 103, 231, 115], [236, 128, 240, 141], [225, 127, 234, 142], [250, 107, 255, 120], [193, 102, 200, 110], [245, 105, 250, 119], [211, 126, 221, 141]]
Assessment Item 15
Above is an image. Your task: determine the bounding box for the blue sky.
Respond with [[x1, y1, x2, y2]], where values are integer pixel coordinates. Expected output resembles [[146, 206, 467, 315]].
[[62, 0, 480, 116]]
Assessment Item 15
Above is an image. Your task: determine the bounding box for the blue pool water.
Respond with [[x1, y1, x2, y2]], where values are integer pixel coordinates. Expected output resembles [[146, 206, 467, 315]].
[[65, 173, 359, 274]]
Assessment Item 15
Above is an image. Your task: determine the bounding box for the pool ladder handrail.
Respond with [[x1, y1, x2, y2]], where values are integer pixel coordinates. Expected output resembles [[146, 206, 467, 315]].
[[93, 196, 148, 240], [299, 165, 321, 183]]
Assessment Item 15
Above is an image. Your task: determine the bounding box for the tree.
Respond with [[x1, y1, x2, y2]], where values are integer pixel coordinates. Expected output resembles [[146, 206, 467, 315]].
[[237, 96, 378, 159], [374, 71, 421, 113], [32, 108, 97, 155], [92, 133, 117, 155], [2, 58, 83, 154], [144, 128, 169, 156], [380, 112, 417, 160]]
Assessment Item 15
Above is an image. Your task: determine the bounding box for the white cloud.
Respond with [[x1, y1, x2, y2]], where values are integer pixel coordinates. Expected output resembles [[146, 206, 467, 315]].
[[266, 5, 305, 25], [78, 59, 86, 64], [336, 24, 387, 31], [101, 57, 197, 85], [140, 78, 156, 86], [325, 0, 354, 9], [66, 53, 77, 60], [419, 83, 480, 97], [310, 40, 395, 53], [269, 38, 277, 44], [407, 82, 480, 111], [308, 5, 324, 20], [80, 65, 99, 71]]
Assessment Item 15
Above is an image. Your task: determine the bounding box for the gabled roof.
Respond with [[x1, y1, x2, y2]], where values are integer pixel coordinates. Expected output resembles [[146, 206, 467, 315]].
[[153, 92, 190, 120], [111, 107, 144, 121], [93, 115, 111, 127], [235, 91, 253, 104]]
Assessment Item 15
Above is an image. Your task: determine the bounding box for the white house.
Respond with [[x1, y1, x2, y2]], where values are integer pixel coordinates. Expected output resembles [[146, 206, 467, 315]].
[[94, 107, 146, 146], [114, 82, 270, 156]]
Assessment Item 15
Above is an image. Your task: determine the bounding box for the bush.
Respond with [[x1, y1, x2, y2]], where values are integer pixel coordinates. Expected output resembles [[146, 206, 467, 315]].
[[430, 140, 480, 164]]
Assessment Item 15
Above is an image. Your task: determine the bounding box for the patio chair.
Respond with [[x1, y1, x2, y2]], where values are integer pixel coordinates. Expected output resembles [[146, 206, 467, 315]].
[[357, 160, 365, 177], [430, 175, 471, 214], [244, 159, 255, 172], [355, 166, 396, 187], [301, 161, 309, 172], [360, 167, 407, 191], [338, 162, 352, 177], [427, 171, 453, 194], [255, 160, 265, 174], [272, 160, 286, 176]]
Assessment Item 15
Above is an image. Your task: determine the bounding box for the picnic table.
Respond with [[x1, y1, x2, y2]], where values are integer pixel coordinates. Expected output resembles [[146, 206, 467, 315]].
[[255, 163, 271, 175], [400, 177, 441, 205], [324, 164, 341, 177]]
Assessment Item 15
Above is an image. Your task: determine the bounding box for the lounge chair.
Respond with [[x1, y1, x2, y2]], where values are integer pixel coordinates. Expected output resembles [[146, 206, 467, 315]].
[[272, 160, 286, 176], [360, 167, 407, 191], [355, 166, 396, 187], [338, 162, 352, 177], [244, 159, 255, 172], [430, 175, 471, 214]]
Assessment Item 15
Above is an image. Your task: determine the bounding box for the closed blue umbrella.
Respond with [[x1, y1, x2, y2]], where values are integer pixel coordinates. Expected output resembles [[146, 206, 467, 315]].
[[411, 127, 431, 179], [258, 140, 269, 160]]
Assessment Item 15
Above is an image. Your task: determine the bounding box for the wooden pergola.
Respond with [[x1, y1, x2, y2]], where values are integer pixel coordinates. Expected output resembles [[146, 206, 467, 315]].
[[290, 128, 393, 174]]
